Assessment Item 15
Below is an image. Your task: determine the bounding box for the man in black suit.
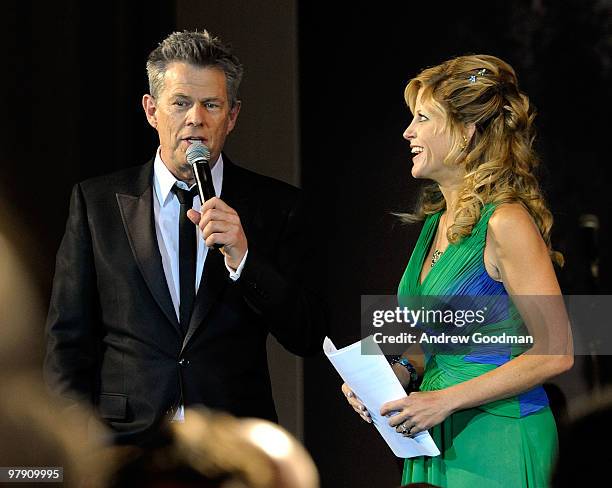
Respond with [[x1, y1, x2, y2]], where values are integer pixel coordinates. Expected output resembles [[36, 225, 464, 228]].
[[44, 30, 328, 445]]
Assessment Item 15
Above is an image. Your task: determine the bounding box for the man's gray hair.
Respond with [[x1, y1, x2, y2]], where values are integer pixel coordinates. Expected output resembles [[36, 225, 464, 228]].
[[146, 30, 244, 107]]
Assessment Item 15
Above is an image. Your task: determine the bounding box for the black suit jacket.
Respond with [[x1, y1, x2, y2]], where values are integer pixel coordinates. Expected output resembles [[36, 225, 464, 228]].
[[44, 156, 328, 445]]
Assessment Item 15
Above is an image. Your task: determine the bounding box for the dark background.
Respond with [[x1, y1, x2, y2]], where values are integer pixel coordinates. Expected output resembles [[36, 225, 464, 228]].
[[3, 1, 611, 487], [300, 2, 611, 485]]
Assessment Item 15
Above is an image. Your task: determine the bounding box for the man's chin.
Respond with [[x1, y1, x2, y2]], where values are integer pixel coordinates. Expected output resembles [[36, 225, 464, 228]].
[[179, 167, 195, 184], [164, 157, 194, 184]]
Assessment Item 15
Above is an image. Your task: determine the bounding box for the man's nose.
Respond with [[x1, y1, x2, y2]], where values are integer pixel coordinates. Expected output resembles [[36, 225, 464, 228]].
[[186, 104, 206, 127]]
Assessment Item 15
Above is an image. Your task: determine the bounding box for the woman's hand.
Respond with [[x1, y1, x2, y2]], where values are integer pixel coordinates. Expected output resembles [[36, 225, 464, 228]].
[[380, 390, 455, 436], [341, 383, 372, 423]]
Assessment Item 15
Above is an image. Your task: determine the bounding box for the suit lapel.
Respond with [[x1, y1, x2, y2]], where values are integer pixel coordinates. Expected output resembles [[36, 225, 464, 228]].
[[116, 162, 182, 336], [182, 249, 227, 347], [218, 155, 253, 233], [181, 156, 254, 349]]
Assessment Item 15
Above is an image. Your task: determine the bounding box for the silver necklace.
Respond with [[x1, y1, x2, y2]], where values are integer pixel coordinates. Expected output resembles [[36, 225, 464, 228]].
[[431, 212, 448, 267], [431, 249, 444, 267]]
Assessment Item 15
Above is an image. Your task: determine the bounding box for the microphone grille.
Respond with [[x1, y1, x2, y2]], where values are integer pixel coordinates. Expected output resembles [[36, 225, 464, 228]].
[[579, 214, 599, 230], [186, 141, 210, 164]]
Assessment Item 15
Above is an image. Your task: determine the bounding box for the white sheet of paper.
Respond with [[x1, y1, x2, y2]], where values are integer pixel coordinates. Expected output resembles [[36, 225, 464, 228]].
[[324, 335, 440, 458]]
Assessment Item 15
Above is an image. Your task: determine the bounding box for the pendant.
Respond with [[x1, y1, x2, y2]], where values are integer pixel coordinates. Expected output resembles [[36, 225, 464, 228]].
[[431, 249, 443, 267]]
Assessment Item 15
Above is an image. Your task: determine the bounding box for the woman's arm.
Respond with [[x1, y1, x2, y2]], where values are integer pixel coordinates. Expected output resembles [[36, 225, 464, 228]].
[[392, 350, 425, 389], [382, 203, 573, 434]]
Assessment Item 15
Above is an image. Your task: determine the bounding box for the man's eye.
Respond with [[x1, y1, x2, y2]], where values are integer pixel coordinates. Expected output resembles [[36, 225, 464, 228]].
[[173, 100, 187, 107], [205, 102, 220, 109]]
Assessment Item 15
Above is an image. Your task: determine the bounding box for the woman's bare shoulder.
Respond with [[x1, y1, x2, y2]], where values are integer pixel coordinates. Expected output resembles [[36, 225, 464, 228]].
[[488, 202, 542, 244], [486, 202, 559, 294]]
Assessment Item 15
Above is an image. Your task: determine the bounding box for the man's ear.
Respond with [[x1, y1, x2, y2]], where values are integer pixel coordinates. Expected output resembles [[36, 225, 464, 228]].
[[226, 100, 242, 134], [142, 94, 158, 128]]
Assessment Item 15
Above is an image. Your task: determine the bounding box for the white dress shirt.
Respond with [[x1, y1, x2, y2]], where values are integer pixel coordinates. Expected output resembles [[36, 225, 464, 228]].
[[152, 149, 248, 422]]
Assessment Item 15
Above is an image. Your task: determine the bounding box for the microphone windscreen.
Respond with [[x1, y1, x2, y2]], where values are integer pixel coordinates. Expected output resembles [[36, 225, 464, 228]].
[[579, 214, 599, 231], [186, 142, 210, 165]]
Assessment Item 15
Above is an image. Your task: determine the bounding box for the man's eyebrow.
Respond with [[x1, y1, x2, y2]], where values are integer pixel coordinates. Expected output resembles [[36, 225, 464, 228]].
[[167, 93, 224, 103]]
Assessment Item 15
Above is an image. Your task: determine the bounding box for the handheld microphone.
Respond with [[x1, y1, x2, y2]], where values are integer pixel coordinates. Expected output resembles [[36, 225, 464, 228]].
[[186, 142, 222, 250], [579, 213, 600, 284], [580, 213, 602, 391], [186, 142, 216, 203]]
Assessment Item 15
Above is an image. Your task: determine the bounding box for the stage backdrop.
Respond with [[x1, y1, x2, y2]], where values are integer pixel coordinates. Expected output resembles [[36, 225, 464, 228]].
[[4, 1, 610, 487]]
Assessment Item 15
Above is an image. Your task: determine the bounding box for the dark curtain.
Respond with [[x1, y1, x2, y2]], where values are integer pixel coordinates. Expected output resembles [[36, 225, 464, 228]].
[[2, 1, 176, 300], [299, 2, 611, 486]]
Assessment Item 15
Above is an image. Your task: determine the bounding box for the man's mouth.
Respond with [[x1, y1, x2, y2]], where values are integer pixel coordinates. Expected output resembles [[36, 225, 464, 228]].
[[183, 137, 206, 145]]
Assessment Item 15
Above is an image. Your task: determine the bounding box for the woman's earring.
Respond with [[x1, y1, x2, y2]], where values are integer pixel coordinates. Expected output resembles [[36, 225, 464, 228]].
[[460, 135, 469, 150]]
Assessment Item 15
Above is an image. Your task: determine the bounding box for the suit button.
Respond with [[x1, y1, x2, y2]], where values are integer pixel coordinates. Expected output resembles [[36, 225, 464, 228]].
[[178, 358, 189, 366]]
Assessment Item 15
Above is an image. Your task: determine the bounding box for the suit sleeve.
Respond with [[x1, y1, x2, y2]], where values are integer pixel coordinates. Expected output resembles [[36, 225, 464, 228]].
[[238, 192, 330, 356], [44, 183, 99, 407]]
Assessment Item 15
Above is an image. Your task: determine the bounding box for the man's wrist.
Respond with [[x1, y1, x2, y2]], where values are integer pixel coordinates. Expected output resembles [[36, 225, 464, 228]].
[[226, 248, 248, 281]]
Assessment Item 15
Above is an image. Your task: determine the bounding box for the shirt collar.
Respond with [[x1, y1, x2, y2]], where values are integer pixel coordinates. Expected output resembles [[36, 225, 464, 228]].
[[153, 147, 224, 206]]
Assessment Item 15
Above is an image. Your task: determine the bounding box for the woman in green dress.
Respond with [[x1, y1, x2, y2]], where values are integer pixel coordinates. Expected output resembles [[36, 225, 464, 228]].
[[341, 54, 573, 487]]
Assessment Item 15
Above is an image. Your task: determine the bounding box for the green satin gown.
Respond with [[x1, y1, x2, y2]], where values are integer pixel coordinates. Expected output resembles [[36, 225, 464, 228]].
[[398, 203, 558, 487]]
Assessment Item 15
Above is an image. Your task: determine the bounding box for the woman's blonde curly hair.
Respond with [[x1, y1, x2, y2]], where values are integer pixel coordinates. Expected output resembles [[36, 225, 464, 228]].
[[403, 54, 563, 266]]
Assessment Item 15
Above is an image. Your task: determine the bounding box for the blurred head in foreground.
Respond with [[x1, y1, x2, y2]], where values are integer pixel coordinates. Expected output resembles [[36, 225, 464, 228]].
[[0, 216, 111, 487], [0, 226, 44, 371], [0, 376, 111, 487], [109, 407, 319, 488]]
